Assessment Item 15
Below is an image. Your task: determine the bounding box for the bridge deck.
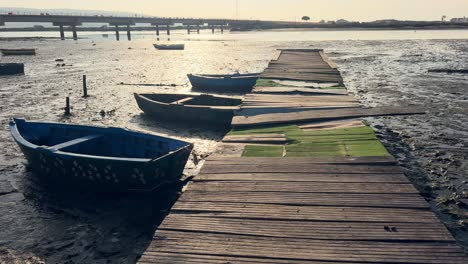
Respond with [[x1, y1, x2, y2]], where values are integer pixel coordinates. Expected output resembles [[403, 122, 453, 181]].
[[138, 49, 467, 263]]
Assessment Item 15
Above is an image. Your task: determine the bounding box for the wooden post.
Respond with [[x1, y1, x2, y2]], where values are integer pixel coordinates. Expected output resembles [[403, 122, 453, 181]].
[[197, 24, 200, 34], [82, 75, 88, 97], [166, 24, 171, 35], [187, 25, 191, 34], [115, 25, 120, 41], [72, 25, 78, 40], [212, 25, 215, 34], [127, 25, 131, 41], [65, 97, 71, 116], [59, 25, 65, 40], [156, 25, 160, 36], [221, 24, 224, 34]]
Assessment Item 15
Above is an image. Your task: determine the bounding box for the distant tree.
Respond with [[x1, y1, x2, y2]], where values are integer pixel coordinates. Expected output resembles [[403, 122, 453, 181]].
[[302, 16, 310, 22], [441, 15, 447, 22]]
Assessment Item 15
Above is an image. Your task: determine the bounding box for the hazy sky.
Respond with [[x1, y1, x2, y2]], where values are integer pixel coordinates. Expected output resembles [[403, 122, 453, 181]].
[[1, 0, 468, 21]]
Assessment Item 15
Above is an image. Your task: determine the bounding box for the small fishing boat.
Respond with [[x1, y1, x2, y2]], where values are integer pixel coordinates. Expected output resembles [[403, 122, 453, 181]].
[[153, 44, 185, 50], [0, 49, 36, 56], [0, 63, 24, 75], [188, 73, 260, 93], [10, 118, 193, 192], [134, 93, 242, 125]]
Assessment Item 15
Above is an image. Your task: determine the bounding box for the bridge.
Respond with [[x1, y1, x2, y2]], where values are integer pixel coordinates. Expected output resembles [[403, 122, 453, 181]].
[[0, 14, 264, 40]]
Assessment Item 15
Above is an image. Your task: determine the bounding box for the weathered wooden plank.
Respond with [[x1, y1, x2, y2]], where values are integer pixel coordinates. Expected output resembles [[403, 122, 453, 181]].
[[179, 192, 428, 208], [172, 202, 438, 223], [223, 134, 288, 144], [196, 173, 408, 183], [252, 86, 349, 95], [205, 156, 397, 165], [200, 163, 403, 174], [232, 106, 426, 128], [145, 231, 467, 263], [159, 215, 453, 241], [187, 181, 419, 194], [139, 252, 346, 264]]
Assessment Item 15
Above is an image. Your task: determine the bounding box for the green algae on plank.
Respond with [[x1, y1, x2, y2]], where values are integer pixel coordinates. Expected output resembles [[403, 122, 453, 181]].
[[243, 145, 284, 157], [255, 79, 292, 87], [237, 124, 389, 157]]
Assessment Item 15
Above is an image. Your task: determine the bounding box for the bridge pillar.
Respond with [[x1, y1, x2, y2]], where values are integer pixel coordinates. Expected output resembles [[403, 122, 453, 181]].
[[126, 25, 131, 41], [166, 24, 171, 35], [72, 25, 78, 40], [156, 25, 160, 36], [115, 25, 120, 41], [59, 25, 65, 40]]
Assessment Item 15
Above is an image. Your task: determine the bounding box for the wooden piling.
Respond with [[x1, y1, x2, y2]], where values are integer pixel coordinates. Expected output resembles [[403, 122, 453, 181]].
[[127, 25, 131, 41], [64, 97, 71, 116], [197, 24, 200, 34], [187, 25, 191, 34], [82, 75, 88, 97], [156, 25, 160, 36], [59, 25, 65, 40], [72, 25, 78, 40], [166, 24, 171, 35], [115, 25, 120, 41]]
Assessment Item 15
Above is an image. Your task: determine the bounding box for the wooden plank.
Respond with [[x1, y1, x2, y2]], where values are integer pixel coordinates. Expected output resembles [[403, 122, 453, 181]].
[[196, 172, 409, 183], [223, 134, 288, 144], [200, 164, 403, 174], [145, 231, 467, 263], [159, 215, 453, 241], [139, 252, 345, 264], [172, 202, 438, 223], [179, 192, 428, 209], [252, 86, 348, 95], [186, 181, 419, 194], [205, 156, 397, 165], [232, 106, 426, 128]]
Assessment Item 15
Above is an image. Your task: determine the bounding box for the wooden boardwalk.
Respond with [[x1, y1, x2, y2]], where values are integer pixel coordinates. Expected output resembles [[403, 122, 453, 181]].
[[138, 49, 467, 263]]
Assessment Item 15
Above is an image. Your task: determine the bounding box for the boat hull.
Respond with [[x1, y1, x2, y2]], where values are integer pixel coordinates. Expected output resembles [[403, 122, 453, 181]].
[[153, 44, 185, 50], [0, 63, 24, 76], [188, 74, 258, 93], [135, 93, 237, 126], [10, 119, 193, 192], [1, 49, 36, 56]]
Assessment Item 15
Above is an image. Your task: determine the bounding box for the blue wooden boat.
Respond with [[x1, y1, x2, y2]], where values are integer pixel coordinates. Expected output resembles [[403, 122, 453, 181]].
[[188, 73, 260, 93], [135, 93, 241, 126], [0, 63, 24, 75], [10, 119, 193, 192]]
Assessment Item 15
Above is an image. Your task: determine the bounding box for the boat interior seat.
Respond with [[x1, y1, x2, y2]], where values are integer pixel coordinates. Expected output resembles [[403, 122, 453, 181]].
[[46, 134, 103, 151], [170, 97, 194, 105]]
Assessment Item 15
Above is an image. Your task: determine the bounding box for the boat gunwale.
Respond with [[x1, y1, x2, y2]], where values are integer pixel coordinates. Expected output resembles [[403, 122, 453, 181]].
[[135, 93, 241, 111], [10, 119, 193, 163]]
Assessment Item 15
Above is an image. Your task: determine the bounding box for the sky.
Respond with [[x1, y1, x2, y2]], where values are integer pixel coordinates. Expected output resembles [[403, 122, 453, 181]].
[[1, 0, 468, 21]]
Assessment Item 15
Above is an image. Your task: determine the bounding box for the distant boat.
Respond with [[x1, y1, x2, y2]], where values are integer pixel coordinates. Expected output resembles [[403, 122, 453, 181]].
[[154, 44, 185, 50], [10, 118, 193, 192], [188, 73, 260, 93], [0, 63, 24, 75], [134, 93, 242, 125], [0, 49, 36, 56]]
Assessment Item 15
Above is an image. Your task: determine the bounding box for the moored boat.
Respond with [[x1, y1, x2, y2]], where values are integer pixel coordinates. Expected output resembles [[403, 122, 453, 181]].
[[1, 49, 36, 56], [134, 93, 241, 125], [0, 63, 24, 75], [188, 73, 260, 93], [10, 118, 193, 192], [153, 44, 185, 50]]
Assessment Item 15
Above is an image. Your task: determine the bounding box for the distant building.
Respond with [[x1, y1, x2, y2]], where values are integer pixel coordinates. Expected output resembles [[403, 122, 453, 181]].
[[450, 17, 468, 23]]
